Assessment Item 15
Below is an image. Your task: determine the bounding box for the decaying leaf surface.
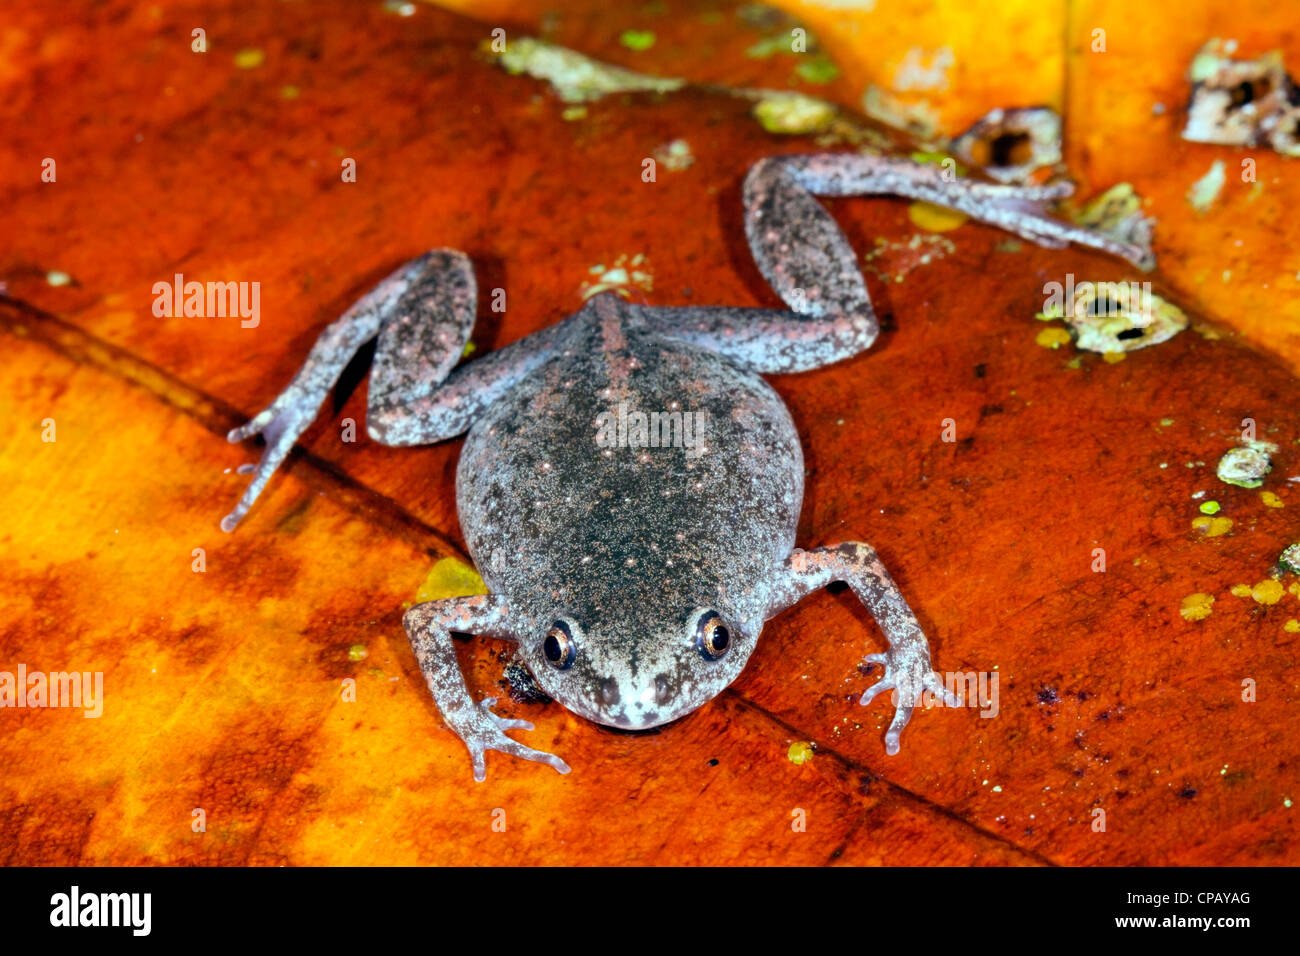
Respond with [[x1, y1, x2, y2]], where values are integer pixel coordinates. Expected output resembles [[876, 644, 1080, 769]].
[[1, 0, 1297, 865], [1064, 0, 1300, 373], [722, 0, 1300, 372]]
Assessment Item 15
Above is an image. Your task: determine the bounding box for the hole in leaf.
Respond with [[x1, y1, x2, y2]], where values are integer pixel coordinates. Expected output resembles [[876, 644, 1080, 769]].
[[988, 132, 1033, 167]]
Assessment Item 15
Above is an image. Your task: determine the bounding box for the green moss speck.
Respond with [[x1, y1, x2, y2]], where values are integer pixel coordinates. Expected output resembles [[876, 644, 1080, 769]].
[[620, 29, 656, 51], [795, 55, 839, 84]]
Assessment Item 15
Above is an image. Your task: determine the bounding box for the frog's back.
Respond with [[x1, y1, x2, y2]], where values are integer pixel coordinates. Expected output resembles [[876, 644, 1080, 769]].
[[456, 301, 803, 620]]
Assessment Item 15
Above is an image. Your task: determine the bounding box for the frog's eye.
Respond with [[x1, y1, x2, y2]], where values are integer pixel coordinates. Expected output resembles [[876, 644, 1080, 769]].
[[694, 610, 731, 662], [543, 620, 577, 670]]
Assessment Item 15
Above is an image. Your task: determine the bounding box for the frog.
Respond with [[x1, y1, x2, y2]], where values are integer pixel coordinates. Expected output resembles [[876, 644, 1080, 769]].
[[221, 152, 1151, 780]]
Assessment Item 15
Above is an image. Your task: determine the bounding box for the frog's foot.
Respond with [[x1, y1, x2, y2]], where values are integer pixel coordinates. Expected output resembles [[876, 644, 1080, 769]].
[[860, 650, 959, 755], [222, 394, 318, 532], [454, 697, 571, 783]]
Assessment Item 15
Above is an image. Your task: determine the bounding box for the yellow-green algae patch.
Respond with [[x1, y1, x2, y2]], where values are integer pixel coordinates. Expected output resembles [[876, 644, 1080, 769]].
[[652, 139, 694, 171], [907, 201, 968, 232], [1036, 327, 1072, 349], [1191, 515, 1233, 537], [619, 30, 656, 52], [787, 741, 815, 764], [415, 558, 487, 604], [233, 48, 265, 70], [753, 91, 837, 135], [795, 55, 839, 85], [1180, 593, 1215, 621], [1251, 580, 1285, 605]]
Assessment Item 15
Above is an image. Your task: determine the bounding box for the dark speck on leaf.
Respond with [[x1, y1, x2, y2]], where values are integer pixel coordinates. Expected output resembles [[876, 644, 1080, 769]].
[[708, 758, 719, 767], [1180, 787, 1198, 799], [1038, 686, 1059, 704], [974, 363, 987, 378]]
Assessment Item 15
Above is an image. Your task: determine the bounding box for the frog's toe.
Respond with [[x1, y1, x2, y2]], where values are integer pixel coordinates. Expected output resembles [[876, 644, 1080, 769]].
[[226, 408, 275, 443], [924, 669, 961, 709], [464, 699, 571, 782], [883, 704, 914, 756], [858, 672, 894, 707], [464, 732, 571, 782], [487, 735, 571, 778], [222, 406, 313, 531], [860, 653, 953, 754], [859, 653, 895, 706], [478, 697, 534, 732]]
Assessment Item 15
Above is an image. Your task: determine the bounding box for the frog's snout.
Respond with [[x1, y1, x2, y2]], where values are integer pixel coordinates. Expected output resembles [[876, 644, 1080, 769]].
[[597, 674, 674, 714], [596, 674, 679, 729]]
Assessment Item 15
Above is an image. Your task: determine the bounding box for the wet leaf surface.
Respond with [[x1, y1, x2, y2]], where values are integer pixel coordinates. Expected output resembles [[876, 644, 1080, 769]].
[[1, 0, 1296, 864]]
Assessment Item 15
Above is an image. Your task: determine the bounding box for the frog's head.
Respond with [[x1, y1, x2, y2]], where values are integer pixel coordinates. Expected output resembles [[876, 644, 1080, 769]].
[[520, 605, 757, 729]]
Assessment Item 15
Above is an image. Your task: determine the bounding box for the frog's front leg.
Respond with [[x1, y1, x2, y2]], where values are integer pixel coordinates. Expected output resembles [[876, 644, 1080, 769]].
[[403, 596, 570, 782], [767, 543, 958, 755]]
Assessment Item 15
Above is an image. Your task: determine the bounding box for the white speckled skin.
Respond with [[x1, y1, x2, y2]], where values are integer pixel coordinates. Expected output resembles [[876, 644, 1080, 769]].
[[223, 153, 1152, 780]]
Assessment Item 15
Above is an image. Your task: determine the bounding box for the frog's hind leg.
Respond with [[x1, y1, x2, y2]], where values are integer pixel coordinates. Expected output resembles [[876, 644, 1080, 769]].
[[221, 250, 475, 531], [766, 543, 959, 755], [750, 153, 1154, 271], [644, 152, 1152, 374], [404, 596, 570, 782], [223, 250, 562, 531], [641, 151, 886, 372]]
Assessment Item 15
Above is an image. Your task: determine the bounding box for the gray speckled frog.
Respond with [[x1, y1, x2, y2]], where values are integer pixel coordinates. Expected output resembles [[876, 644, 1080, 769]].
[[222, 153, 1150, 780]]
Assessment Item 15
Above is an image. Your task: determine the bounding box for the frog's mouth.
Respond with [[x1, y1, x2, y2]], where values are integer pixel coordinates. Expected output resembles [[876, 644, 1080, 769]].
[[594, 713, 689, 735], [577, 679, 708, 731]]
